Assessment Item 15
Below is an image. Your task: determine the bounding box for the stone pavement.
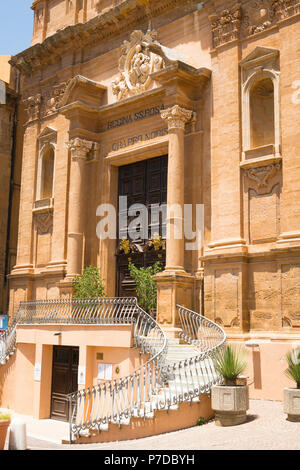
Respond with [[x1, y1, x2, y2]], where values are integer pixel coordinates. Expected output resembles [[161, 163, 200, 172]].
[[5, 399, 298, 451]]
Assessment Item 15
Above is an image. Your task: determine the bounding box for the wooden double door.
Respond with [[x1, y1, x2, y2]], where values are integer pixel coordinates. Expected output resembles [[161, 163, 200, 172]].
[[50, 346, 79, 422], [117, 155, 168, 298]]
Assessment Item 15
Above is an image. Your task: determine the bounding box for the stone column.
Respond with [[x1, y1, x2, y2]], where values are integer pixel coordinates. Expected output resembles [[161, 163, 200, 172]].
[[155, 105, 195, 334], [161, 105, 193, 272], [65, 137, 95, 279]]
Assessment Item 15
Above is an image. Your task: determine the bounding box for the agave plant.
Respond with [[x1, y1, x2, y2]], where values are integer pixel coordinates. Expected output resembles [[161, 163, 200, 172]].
[[213, 345, 247, 386], [0, 412, 11, 421], [285, 348, 300, 389]]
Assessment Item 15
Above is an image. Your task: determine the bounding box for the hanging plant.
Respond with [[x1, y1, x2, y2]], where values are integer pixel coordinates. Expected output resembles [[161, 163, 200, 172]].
[[120, 237, 131, 255], [151, 232, 162, 251]]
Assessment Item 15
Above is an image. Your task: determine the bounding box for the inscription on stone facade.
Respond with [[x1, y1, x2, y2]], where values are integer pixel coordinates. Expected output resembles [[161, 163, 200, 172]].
[[106, 105, 164, 130], [111, 127, 168, 152]]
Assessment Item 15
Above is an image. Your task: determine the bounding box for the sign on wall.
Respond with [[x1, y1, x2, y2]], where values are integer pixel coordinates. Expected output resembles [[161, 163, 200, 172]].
[[0, 315, 8, 331], [34, 363, 41, 382], [78, 365, 86, 385], [97, 363, 113, 381]]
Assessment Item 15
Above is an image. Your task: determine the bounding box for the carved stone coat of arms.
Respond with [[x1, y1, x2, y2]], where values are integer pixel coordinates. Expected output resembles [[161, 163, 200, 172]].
[[112, 30, 164, 101]]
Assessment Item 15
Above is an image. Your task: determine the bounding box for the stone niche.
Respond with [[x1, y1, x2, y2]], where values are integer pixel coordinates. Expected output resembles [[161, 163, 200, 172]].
[[34, 212, 53, 268]]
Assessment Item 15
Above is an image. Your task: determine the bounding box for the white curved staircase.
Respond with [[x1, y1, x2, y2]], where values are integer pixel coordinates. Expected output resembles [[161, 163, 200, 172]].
[[0, 298, 226, 444]]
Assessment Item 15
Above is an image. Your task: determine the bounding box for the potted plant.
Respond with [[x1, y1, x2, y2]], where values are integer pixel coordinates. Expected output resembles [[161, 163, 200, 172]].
[[73, 266, 106, 299], [128, 261, 162, 317], [0, 410, 11, 450], [283, 348, 300, 422], [211, 345, 249, 426]]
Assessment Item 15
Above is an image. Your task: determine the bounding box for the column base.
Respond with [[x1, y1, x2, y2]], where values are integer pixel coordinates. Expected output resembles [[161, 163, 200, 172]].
[[58, 278, 74, 298], [162, 326, 182, 339], [154, 269, 195, 329]]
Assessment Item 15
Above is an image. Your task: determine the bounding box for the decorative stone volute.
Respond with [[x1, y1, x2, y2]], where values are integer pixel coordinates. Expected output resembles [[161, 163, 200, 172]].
[[160, 105, 194, 131]]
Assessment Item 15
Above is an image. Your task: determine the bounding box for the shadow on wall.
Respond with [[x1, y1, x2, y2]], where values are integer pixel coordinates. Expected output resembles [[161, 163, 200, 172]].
[[252, 349, 262, 390]]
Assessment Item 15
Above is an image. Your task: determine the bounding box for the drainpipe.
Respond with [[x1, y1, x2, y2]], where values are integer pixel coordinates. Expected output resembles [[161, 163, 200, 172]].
[[4, 71, 20, 313]]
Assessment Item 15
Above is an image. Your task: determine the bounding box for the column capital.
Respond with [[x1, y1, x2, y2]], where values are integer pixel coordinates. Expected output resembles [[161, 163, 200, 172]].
[[66, 137, 99, 161], [160, 105, 193, 131]]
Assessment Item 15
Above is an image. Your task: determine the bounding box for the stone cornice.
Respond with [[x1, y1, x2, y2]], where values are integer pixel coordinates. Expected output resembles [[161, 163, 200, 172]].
[[10, 0, 200, 75], [58, 75, 107, 108]]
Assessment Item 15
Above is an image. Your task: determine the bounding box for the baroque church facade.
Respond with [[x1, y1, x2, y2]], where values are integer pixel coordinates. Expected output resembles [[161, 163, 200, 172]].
[[2, 0, 300, 424], [0, 57, 21, 321]]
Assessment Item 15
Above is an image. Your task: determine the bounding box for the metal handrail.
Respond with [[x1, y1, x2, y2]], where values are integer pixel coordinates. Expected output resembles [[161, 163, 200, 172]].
[[0, 298, 226, 442], [147, 306, 226, 411], [67, 303, 226, 442], [67, 300, 167, 441], [16, 297, 138, 324], [0, 318, 17, 364], [162, 304, 226, 399], [178, 304, 226, 352], [0, 297, 143, 364]]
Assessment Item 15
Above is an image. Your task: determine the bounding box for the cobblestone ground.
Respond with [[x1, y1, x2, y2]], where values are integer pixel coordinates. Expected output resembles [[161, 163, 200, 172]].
[[23, 400, 300, 450]]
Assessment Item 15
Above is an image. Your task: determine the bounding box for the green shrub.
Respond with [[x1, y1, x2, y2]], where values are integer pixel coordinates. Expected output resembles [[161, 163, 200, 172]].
[[213, 345, 247, 386], [128, 261, 162, 313], [73, 266, 106, 299], [197, 417, 206, 426], [285, 348, 300, 389], [0, 412, 11, 421]]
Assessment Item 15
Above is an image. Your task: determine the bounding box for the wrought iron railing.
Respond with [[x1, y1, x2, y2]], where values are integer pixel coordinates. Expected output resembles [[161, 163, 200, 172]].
[[0, 318, 17, 365], [16, 297, 138, 324], [67, 303, 226, 442], [0, 298, 226, 442], [0, 298, 144, 364], [67, 300, 167, 441], [158, 305, 227, 402], [178, 304, 226, 352]]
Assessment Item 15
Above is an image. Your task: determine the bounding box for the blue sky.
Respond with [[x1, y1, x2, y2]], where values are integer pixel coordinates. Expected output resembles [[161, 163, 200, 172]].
[[0, 1, 33, 55]]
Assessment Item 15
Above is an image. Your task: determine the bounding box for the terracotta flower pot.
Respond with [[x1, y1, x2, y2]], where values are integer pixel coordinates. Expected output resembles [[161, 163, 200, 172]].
[[0, 419, 10, 450]]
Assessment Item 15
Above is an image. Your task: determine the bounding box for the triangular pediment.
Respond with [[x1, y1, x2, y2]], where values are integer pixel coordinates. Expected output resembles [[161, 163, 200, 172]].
[[38, 126, 57, 141], [240, 46, 279, 68]]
